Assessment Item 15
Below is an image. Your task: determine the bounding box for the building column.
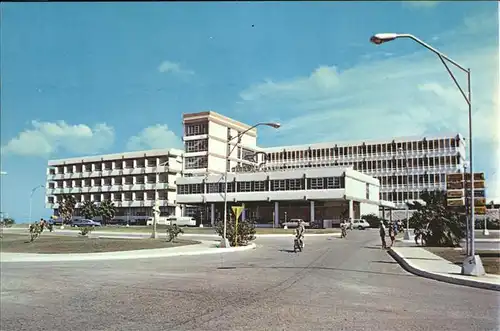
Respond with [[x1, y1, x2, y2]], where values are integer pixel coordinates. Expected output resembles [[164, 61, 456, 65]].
[[274, 201, 279, 227], [310, 200, 315, 223], [381, 205, 385, 220], [242, 203, 246, 221], [210, 203, 215, 227], [389, 209, 393, 222], [348, 200, 354, 220]]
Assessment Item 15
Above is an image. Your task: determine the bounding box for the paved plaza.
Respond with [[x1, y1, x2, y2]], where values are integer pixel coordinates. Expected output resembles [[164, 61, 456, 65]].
[[1, 231, 498, 331]]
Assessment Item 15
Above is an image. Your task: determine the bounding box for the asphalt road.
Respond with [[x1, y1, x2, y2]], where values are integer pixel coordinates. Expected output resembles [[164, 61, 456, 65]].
[[1, 232, 498, 331]]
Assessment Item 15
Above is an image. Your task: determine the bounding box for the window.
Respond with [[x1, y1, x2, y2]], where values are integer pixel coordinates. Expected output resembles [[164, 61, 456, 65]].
[[366, 183, 370, 199], [185, 139, 208, 153], [271, 179, 286, 191], [238, 181, 252, 192], [308, 178, 324, 190], [326, 177, 343, 189], [177, 184, 203, 194], [287, 178, 303, 190], [185, 156, 208, 169], [254, 181, 267, 191], [185, 123, 208, 136], [206, 183, 219, 193]]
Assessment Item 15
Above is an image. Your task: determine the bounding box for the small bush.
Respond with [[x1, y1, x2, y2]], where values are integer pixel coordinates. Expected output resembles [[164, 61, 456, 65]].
[[29, 223, 43, 242], [215, 217, 256, 247], [79, 226, 94, 236], [165, 224, 184, 242], [362, 214, 386, 228]]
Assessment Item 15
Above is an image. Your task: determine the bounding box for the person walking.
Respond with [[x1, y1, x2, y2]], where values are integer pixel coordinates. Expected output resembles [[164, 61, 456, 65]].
[[388, 222, 396, 247], [379, 220, 387, 249]]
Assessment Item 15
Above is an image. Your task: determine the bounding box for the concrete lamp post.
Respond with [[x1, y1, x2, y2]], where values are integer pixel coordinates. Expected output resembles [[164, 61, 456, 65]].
[[221, 122, 281, 248], [397, 147, 411, 240], [0, 171, 6, 225], [151, 157, 183, 239], [370, 33, 484, 276], [29, 185, 45, 224]]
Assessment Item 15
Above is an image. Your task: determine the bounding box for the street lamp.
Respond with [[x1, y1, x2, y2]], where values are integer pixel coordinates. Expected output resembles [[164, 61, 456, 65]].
[[0, 171, 6, 225], [29, 185, 45, 224], [151, 157, 183, 239], [221, 122, 280, 248], [398, 147, 411, 240], [370, 33, 484, 276]]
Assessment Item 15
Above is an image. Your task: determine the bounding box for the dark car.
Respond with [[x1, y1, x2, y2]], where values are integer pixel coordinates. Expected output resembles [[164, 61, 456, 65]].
[[71, 219, 101, 227]]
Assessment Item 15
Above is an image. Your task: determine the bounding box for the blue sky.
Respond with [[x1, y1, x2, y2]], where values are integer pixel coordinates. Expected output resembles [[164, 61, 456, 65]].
[[1, 1, 499, 221]]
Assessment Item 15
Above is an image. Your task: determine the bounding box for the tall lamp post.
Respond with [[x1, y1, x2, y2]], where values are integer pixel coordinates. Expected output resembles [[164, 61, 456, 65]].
[[29, 185, 45, 224], [0, 171, 7, 225], [221, 122, 280, 248], [398, 147, 411, 240], [151, 157, 183, 239], [370, 33, 484, 276]]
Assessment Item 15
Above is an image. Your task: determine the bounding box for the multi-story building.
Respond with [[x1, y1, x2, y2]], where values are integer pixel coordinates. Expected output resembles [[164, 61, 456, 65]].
[[182, 111, 260, 177], [179, 111, 467, 221], [261, 134, 467, 209], [45, 148, 183, 224]]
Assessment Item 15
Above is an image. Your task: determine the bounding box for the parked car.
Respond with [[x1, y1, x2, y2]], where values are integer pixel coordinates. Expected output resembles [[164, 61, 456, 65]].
[[71, 219, 101, 227], [351, 219, 370, 230], [282, 219, 311, 228]]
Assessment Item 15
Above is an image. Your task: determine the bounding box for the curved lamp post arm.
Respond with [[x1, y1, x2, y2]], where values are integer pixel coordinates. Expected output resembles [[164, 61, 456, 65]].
[[370, 33, 470, 105]]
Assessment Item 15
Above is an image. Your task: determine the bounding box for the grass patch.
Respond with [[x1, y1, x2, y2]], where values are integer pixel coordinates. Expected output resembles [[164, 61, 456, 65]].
[[425, 247, 500, 275], [0, 233, 199, 254]]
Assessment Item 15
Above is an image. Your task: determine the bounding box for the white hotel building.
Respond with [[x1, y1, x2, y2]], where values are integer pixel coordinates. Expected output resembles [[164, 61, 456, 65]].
[[45, 110, 467, 224], [177, 111, 466, 224], [45, 149, 183, 224]]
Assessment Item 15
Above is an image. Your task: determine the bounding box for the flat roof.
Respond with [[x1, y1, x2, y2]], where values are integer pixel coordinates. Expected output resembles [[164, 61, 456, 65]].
[[48, 148, 184, 166], [262, 133, 464, 152], [176, 166, 379, 186]]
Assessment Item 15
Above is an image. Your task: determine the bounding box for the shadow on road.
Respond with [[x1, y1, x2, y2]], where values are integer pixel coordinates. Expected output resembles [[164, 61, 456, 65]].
[[372, 260, 398, 264], [278, 249, 296, 253], [363, 246, 384, 250]]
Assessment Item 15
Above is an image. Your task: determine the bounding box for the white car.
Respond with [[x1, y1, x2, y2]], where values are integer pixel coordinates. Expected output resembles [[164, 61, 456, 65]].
[[351, 219, 370, 230]]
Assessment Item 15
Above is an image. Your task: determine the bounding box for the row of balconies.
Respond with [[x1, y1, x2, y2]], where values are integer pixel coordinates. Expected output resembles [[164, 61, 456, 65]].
[[48, 164, 181, 179], [46, 183, 176, 195], [379, 183, 446, 191], [46, 199, 176, 210], [266, 147, 462, 163], [47, 174, 172, 188]]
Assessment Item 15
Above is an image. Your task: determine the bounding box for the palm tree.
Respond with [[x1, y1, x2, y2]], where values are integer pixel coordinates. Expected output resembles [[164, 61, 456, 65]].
[[81, 201, 98, 220], [408, 190, 465, 247], [98, 200, 116, 226]]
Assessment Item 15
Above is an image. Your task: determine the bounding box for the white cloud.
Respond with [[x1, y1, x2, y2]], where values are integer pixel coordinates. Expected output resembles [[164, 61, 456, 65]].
[[237, 10, 499, 199], [126, 124, 182, 151], [1, 121, 114, 157], [158, 60, 194, 76], [403, 1, 440, 9]]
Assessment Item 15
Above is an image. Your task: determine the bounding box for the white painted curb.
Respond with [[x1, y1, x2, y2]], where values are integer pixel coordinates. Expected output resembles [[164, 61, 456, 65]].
[[0, 242, 257, 263], [388, 248, 500, 292]]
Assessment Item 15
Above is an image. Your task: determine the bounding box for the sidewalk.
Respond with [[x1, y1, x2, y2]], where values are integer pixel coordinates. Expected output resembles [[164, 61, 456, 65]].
[[0, 241, 257, 263], [388, 246, 500, 291]]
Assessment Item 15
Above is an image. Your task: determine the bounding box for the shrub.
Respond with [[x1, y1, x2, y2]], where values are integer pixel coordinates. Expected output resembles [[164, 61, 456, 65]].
[[409, 190, 465, 247], [29, 223, 43, 242], [215, 217, 256, 247], [361, 214, 386, 228], [165, 224, 184, 242], [79, 226, 94, 236]]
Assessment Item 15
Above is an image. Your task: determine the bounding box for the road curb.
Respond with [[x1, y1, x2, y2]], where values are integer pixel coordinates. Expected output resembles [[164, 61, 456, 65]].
[[0, 242, 257, 263], [388, 248, 500, 292]]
